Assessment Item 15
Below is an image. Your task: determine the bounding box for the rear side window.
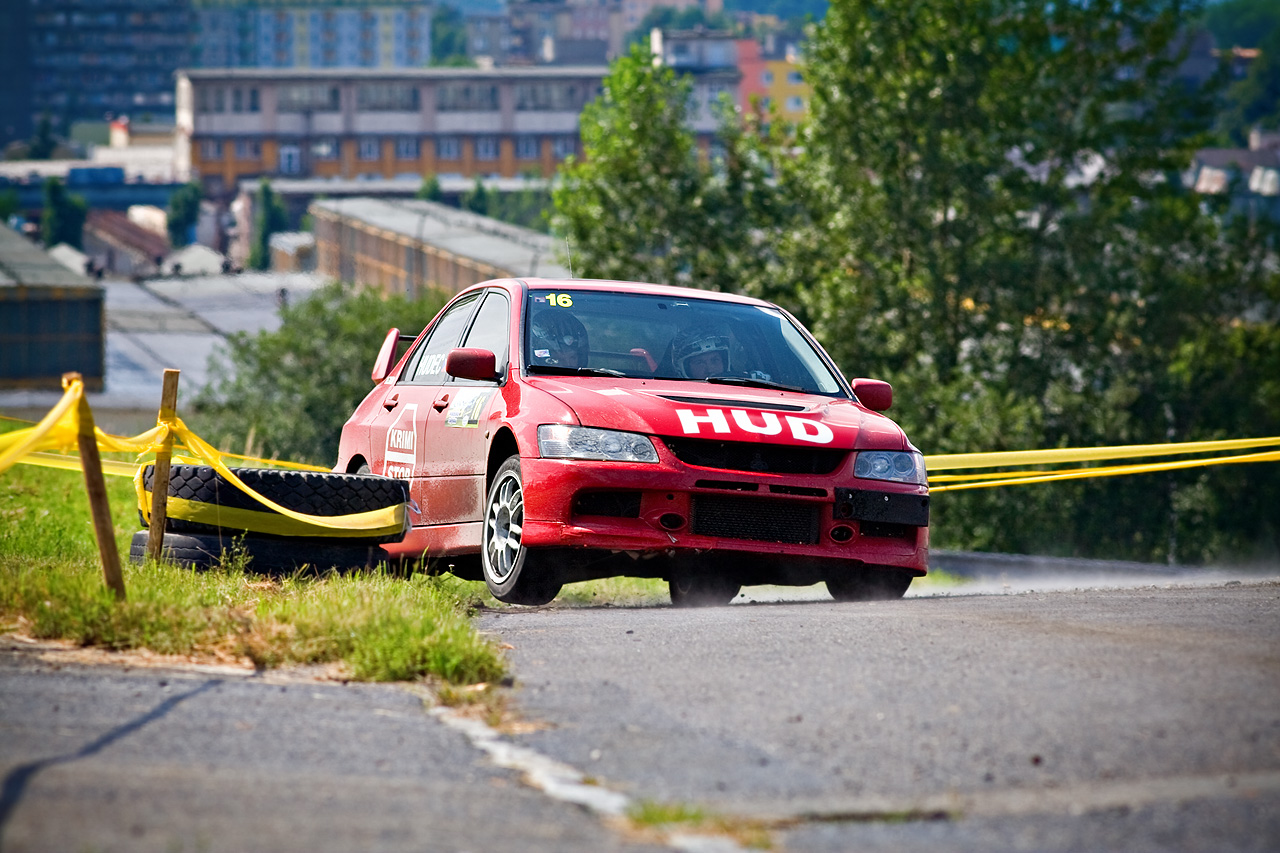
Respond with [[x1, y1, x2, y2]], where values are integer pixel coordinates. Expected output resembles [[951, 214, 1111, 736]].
[[401, 294, 479, 384]]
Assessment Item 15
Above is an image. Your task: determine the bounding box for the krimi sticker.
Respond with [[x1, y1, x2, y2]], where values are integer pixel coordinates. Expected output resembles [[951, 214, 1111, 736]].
[[383, 403, 418, 479], [676, 408, 835, 444]]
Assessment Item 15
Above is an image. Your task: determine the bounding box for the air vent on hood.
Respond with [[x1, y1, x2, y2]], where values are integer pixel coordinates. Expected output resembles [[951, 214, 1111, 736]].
[[657, 394, 807, 412]]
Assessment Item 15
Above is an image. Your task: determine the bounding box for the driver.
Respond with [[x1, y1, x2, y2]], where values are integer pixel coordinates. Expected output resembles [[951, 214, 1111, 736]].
[[672, 325, 732, 379], [530, 311, 589, 368]]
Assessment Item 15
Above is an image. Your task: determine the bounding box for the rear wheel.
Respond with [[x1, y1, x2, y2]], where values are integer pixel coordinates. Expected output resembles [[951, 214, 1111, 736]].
[[482, 456, 562, 605], [826, 566, 914, 602], [669, 575, 741, 607]]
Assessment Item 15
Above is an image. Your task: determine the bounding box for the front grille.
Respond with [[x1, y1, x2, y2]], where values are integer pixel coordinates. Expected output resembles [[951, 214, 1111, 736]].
[[691, 496, 820, 545], [663, 437, 847, 475]]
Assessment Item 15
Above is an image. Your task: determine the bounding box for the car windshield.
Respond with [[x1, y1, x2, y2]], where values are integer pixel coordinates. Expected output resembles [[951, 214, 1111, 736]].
[[524, 289, 847, 396]]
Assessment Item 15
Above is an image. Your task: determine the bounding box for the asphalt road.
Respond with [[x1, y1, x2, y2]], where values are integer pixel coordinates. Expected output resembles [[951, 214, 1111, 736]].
[[481, 580, 1280, 852], [2, 579, 1278, 852]]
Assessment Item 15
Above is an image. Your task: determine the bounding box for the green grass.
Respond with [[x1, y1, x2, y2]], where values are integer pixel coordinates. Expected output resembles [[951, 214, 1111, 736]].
[[0, 439, 505, 686], [558, 576, 670, 606], [627, 800, 773, 849]]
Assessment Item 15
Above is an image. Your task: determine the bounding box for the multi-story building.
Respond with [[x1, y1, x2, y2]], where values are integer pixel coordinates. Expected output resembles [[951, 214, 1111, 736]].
[[649, 28, 741, 140], [761, 41, 810, 125], [176, 67, 606, 197], [193, 1, 434, 69], [26, 0, 193, 134], [0, 2, 34, 145], [621, 0, 721, 34], [465, 1, 624, 67]]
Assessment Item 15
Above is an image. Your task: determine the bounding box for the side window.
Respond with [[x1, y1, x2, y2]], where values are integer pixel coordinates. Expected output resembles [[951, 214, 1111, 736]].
[[457, 292, 510, 381], [401, 294, 479, 384]]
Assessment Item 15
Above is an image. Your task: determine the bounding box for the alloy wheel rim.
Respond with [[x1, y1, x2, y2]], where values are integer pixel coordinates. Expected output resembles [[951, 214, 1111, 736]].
[[485, 471, 523, 584]]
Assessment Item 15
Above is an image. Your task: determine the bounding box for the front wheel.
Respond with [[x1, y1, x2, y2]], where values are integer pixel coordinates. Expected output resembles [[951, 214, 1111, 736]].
[[482, 456, 562, 605], [826, 566, 914, 602]]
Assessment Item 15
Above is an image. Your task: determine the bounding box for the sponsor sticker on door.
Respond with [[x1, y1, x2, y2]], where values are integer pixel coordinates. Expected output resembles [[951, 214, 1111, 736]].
[[384, 403, 418, 479]]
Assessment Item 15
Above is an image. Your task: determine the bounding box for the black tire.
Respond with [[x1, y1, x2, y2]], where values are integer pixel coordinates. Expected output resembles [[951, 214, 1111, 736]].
[[142, 464, 409, 545], [128, 530, 385, 574], [668, 575, 741, 607], [826, 566, 914, 602], [481, 456, 561, 605]]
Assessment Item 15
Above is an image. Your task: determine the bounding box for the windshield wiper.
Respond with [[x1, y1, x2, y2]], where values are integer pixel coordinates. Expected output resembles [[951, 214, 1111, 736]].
[[527, 365, 628, 377], [704, 376, 806, 393]]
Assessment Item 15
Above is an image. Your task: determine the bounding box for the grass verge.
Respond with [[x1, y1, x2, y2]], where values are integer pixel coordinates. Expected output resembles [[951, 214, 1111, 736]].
[[0, 439, 505, 687]]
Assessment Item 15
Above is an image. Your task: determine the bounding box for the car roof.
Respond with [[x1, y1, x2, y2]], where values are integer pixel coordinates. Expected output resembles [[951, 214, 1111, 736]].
[[510, 278, 777, 308]]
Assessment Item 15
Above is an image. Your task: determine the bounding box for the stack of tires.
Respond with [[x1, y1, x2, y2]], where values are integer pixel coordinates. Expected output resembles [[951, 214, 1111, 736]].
[[131, 464, 409, 574]]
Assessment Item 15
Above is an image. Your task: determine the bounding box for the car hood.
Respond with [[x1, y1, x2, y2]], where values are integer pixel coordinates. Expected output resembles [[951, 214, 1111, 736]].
[[525, 377, 909, 451]]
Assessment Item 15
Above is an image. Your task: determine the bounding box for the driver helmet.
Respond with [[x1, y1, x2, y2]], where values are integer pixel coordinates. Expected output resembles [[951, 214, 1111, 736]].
[[672, 325, 732, 378], [530, 311, 589, 367]]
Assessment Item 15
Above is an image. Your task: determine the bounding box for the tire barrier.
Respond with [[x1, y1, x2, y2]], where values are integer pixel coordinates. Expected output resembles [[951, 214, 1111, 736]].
[[127, 530, 386, 573], [141, 464, 409, 544]]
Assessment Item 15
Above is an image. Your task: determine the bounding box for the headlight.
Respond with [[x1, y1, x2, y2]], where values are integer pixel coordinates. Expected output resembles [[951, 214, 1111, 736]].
[[854, 450, 927, 485], [538, 425, 659, 463]]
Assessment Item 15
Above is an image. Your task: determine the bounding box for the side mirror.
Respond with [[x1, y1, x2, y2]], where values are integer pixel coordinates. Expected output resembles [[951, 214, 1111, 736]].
[[371, 327, 400, 383], [446, 347, 498, 381], [852, 378, 892, 412]]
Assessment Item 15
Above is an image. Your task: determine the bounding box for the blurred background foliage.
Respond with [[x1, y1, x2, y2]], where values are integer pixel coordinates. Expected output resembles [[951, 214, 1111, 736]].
[[193, 282, 447, 466], [552, 0, 1280, 565]]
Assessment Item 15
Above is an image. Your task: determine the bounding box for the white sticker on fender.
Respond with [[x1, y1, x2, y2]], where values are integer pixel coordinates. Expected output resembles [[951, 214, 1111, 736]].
[[384, 403, 418, 479], [675, 408, 834, 444]]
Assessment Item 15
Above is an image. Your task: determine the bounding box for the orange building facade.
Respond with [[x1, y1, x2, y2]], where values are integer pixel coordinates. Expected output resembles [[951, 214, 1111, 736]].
[[176, 67, 606, 198]]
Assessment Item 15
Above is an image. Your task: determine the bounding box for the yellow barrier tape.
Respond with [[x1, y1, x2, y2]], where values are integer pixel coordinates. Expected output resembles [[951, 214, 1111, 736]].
[[0, 379, 84, 475], [930, 449, 1280, 492], [148, 496, 404, 539], [22, 451, 140, 478], [924, 436, 1280, 471], [135, 416, 405, 536]]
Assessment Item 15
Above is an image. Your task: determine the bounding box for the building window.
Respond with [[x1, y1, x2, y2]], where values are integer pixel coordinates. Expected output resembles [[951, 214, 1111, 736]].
[[516, 135, 539, 160], [436, 137, 460, 160], [395, 137, 420, 160], [249, 88, 260, 112], [762, 70, 773, 85], [199, 139, 223, 160], [515, 82, 583, 111], [234, 139, 261, 160], [552, 136, 576, 159], [232, 88, 243, 112], [436, 83, 499, 112], [278, 84, 340, 112], [475, 136, 499, 161], [358, 83, 419, 111], [785, 95, 804, 111], [311, 137, 339, 160], [358, 137, 381, 161], [279, 144, 301, 175], [787, 70, 803, 84], [213, 88, 225, 112]]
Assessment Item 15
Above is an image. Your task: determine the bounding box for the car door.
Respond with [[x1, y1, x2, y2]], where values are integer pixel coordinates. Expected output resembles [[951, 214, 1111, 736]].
[[365, 292, 481, 525], [416, 289, 512, 525]]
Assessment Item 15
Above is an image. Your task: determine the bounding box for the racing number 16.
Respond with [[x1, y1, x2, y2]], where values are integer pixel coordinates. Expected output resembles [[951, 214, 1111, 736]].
[[547, 293, 573, 308]]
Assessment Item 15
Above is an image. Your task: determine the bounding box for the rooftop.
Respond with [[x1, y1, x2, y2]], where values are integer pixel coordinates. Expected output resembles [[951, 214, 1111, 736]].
[[310, 197, 570, 280]]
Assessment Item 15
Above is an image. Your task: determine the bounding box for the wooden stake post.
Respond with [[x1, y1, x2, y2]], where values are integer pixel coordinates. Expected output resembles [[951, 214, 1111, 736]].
[[66, 372, 126, 600], [145, 369, 181, 563]]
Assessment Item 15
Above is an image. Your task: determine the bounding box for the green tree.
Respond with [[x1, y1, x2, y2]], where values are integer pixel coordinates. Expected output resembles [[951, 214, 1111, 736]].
[[431, 6, 472, 66], [786, 0, 1277, 563], [1201, 0, 1280, 49], [1218, 22, 1280, 143], [416, 173, 443, 202], [40, 177, 87, 249], [0, 188, 19, 223], [247, 178, 288, 271], [193, 281, 450, 466], [461, 177, 491, 216], [28, 114, 56, 161], [166, 181, 202, 248]]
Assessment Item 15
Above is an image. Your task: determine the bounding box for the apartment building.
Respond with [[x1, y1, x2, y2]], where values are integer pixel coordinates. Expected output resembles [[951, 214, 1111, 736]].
[[649, 29, 742, 137], [176, 67, 606, 197], [193, 1, 434, 69]]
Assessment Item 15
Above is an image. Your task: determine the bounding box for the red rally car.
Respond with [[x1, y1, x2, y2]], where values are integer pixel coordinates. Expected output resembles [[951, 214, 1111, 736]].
[[335, 278, 929, 606]]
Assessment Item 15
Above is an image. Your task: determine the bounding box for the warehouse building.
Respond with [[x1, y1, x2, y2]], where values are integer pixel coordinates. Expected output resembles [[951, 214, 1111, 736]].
[[309, 197, 569, 298]]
